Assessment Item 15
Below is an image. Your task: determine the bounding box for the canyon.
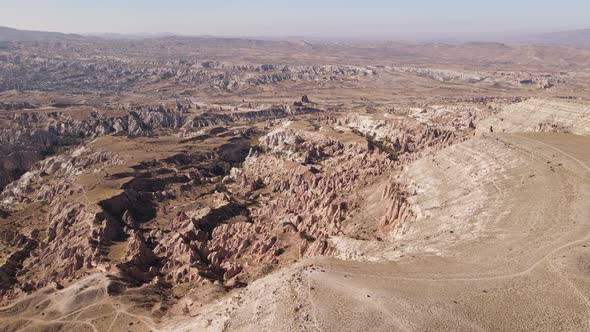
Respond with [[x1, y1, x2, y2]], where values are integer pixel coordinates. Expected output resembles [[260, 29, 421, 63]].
[[1, 27, 590, 331]]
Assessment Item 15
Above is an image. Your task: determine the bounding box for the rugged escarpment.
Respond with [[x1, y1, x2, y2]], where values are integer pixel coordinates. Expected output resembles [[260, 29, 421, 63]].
[[0, 49, 378, 92], [0, 100, 483, 309], [0, 128, 253, 301], [0, 103, 321, 191]]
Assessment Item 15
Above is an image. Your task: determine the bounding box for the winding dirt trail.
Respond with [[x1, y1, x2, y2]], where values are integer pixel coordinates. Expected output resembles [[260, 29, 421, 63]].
[[167, 132, 590, 331], [0, 274, 157, 332], [3, 132, 589, 331]]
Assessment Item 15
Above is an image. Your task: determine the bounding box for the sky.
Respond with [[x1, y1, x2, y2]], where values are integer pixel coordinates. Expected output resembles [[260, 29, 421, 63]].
[[1, 0, 589, 38]]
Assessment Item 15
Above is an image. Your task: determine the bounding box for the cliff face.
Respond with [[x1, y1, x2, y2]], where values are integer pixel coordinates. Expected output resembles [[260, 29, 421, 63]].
[[0, 97, 494, 316], [0, 103, 321, 192]]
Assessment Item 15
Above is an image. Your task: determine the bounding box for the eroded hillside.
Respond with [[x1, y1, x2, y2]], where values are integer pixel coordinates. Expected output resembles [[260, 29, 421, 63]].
[[1, 34, 590, 331]]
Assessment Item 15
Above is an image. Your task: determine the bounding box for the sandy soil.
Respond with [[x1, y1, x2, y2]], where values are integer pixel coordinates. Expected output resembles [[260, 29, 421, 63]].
[[166, 132, 590, 331], [477, 98, 590, 135]]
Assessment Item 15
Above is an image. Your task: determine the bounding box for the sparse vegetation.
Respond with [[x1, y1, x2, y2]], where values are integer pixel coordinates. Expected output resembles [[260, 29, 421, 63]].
[[352, 129, 399, 160]]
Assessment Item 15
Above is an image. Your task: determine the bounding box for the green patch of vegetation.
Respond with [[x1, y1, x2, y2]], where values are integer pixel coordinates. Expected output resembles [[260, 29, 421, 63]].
[[353, 129, 399, 161], [40, 145, 66, 157], [245, 130, 263, 145], [215, 181, 228, 193], [242, 128, 270, 155]]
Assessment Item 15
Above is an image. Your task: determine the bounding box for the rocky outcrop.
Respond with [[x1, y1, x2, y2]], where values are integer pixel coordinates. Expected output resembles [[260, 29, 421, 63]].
[[390, 66, 485, 83], [0, 103, 320, 193], [379, 182, 416, 237], [0, 232, 38, 290], [0, 102, 37, 111], [115, 231, 160, 285], [535, 122, 571, 133], [0, 125, 69, 190], [184, 105, 320, 129], [0, 104, 479, 304], [1, 147, 126, 205], [153, 193, 248, 284], [221, 125, 395, 263], [258, 127, 352, 163], [10, 201, 120, 295], [0, 49, 377, 92], [335, 112, 466, 163], [476, 98, 590, 136], [0, 149, 42, 190]]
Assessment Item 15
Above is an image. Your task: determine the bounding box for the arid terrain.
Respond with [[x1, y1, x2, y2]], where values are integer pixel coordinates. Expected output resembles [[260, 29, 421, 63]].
[[1, 27, 590, 331]]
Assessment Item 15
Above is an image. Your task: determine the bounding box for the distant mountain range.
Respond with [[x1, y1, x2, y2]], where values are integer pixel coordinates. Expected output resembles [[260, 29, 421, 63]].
[[86, 32, 178, 40], [1, 26, 589, 49], [510, 29, 590, 48], [0, 26, 88, 42]]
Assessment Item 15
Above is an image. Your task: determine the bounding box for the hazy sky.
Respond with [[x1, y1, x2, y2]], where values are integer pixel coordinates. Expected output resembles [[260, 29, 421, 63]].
[[1, 0, 589, 38]]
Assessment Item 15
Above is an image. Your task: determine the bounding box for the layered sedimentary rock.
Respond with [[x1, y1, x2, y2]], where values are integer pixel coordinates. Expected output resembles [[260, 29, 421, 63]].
[[152, 193, 249, 284], [222, 123, 396, 259], [0, 99, 488, 311], [0, 48, 377, 92], [0, 102, 320, 192], [379, 182, 416, 237], [1, 147, 126, 205], [477, 98, 590, 135]]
